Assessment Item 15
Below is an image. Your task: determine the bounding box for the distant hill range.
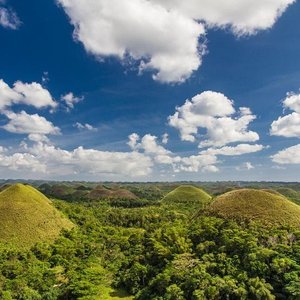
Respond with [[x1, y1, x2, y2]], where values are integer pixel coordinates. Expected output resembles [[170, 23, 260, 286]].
[[39, 183, 138, 201]]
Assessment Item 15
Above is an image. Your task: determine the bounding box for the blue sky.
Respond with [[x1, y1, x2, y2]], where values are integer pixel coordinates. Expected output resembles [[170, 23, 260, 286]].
[[0, 0, 300, 181]]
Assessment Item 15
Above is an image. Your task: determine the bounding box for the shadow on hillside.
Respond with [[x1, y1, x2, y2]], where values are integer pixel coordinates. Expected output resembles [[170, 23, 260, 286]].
[[109, 289, 132, 299]]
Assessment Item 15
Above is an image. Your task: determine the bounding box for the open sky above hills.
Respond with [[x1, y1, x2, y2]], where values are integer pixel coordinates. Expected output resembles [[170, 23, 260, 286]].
[[1, 0, 300, 181]]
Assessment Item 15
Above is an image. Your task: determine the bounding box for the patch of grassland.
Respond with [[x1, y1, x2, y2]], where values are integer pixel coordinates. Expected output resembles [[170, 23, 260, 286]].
[[210, 189, 300, 226], [162, 185, 212, 209], [99, 287, 133, 300], [0, 183, 74, 248]]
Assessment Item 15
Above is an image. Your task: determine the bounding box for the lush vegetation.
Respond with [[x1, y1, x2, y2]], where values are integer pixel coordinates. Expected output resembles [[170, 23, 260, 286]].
[[0, 182, 300, 299]]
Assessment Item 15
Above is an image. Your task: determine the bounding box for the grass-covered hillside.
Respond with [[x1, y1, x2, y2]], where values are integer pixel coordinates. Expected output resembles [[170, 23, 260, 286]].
[[87, 185, 138, 200], [0, 183, 74, 248], [210, 189, 300, 226], [162, 185, 212, 209]]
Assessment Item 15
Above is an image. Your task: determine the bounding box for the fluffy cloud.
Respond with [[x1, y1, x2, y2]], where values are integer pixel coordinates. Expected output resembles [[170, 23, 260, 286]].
[[58, 0, 294, 82], [0, 142, 153, 177], [178, 153, 218, 173], [0, 128, 265, 178], [2, 111, 60, 136], [139, 134, 170, 156], [28, 134, 50, 143], [128, 133, 217, 171], [140, 134, 180, 165], [270, 92, 300, 165], [169, 91, 259, 147], [283, 92, 300, 112], [128, 133, 176, 164], [151, 0, 295, 35], [271, 144, 300, 164], [128, 134, 264, 173], [271, 113, 300, 138], [0, 79, 57, 110], [0, 2, 20, 30], [58, 0, 204, 83], [62, 92, 83, 109], [0, 79, 21, 109], [74, 122, 97, 132], [13, 81, 57, 109], [271, 92, 300, 138], [0, 152, 46, 173]]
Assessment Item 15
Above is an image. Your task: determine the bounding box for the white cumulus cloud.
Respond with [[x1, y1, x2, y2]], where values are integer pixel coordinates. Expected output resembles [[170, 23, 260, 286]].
[[128, 134, 264, 173], [57, 0, 294, 83], [0, 142, 153, 177], [0, 79, 57, 110], [169, 91, 259, 147], [270, 92, 300, 165], [0, 152, 46, 173], [178, 153, 218, 173], [271, 92, 300, 138], [271, 144, 300, 165], [58, 0, 205, 83], [151, 0, 295, 35], [128, 133, 218, 172], [128, 133, 177, 165], [2, 111, 60, 136]]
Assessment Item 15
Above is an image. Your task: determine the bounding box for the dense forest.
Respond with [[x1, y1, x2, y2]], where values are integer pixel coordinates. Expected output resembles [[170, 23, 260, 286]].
[[0, 181, 300, 299]]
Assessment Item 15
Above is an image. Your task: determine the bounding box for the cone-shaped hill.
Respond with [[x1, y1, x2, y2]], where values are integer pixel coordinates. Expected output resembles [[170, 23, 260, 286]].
[[162, 185, 212, 208], [0, 184, 74, 248], [87, 185, 138, 200], [210, 189, 300, 226]]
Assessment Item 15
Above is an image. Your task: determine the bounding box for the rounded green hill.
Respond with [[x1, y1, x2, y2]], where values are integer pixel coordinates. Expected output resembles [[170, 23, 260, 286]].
[[210, 189, 300, 226], [0, 184, 74, 248], [162, 185, 212, 208]]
